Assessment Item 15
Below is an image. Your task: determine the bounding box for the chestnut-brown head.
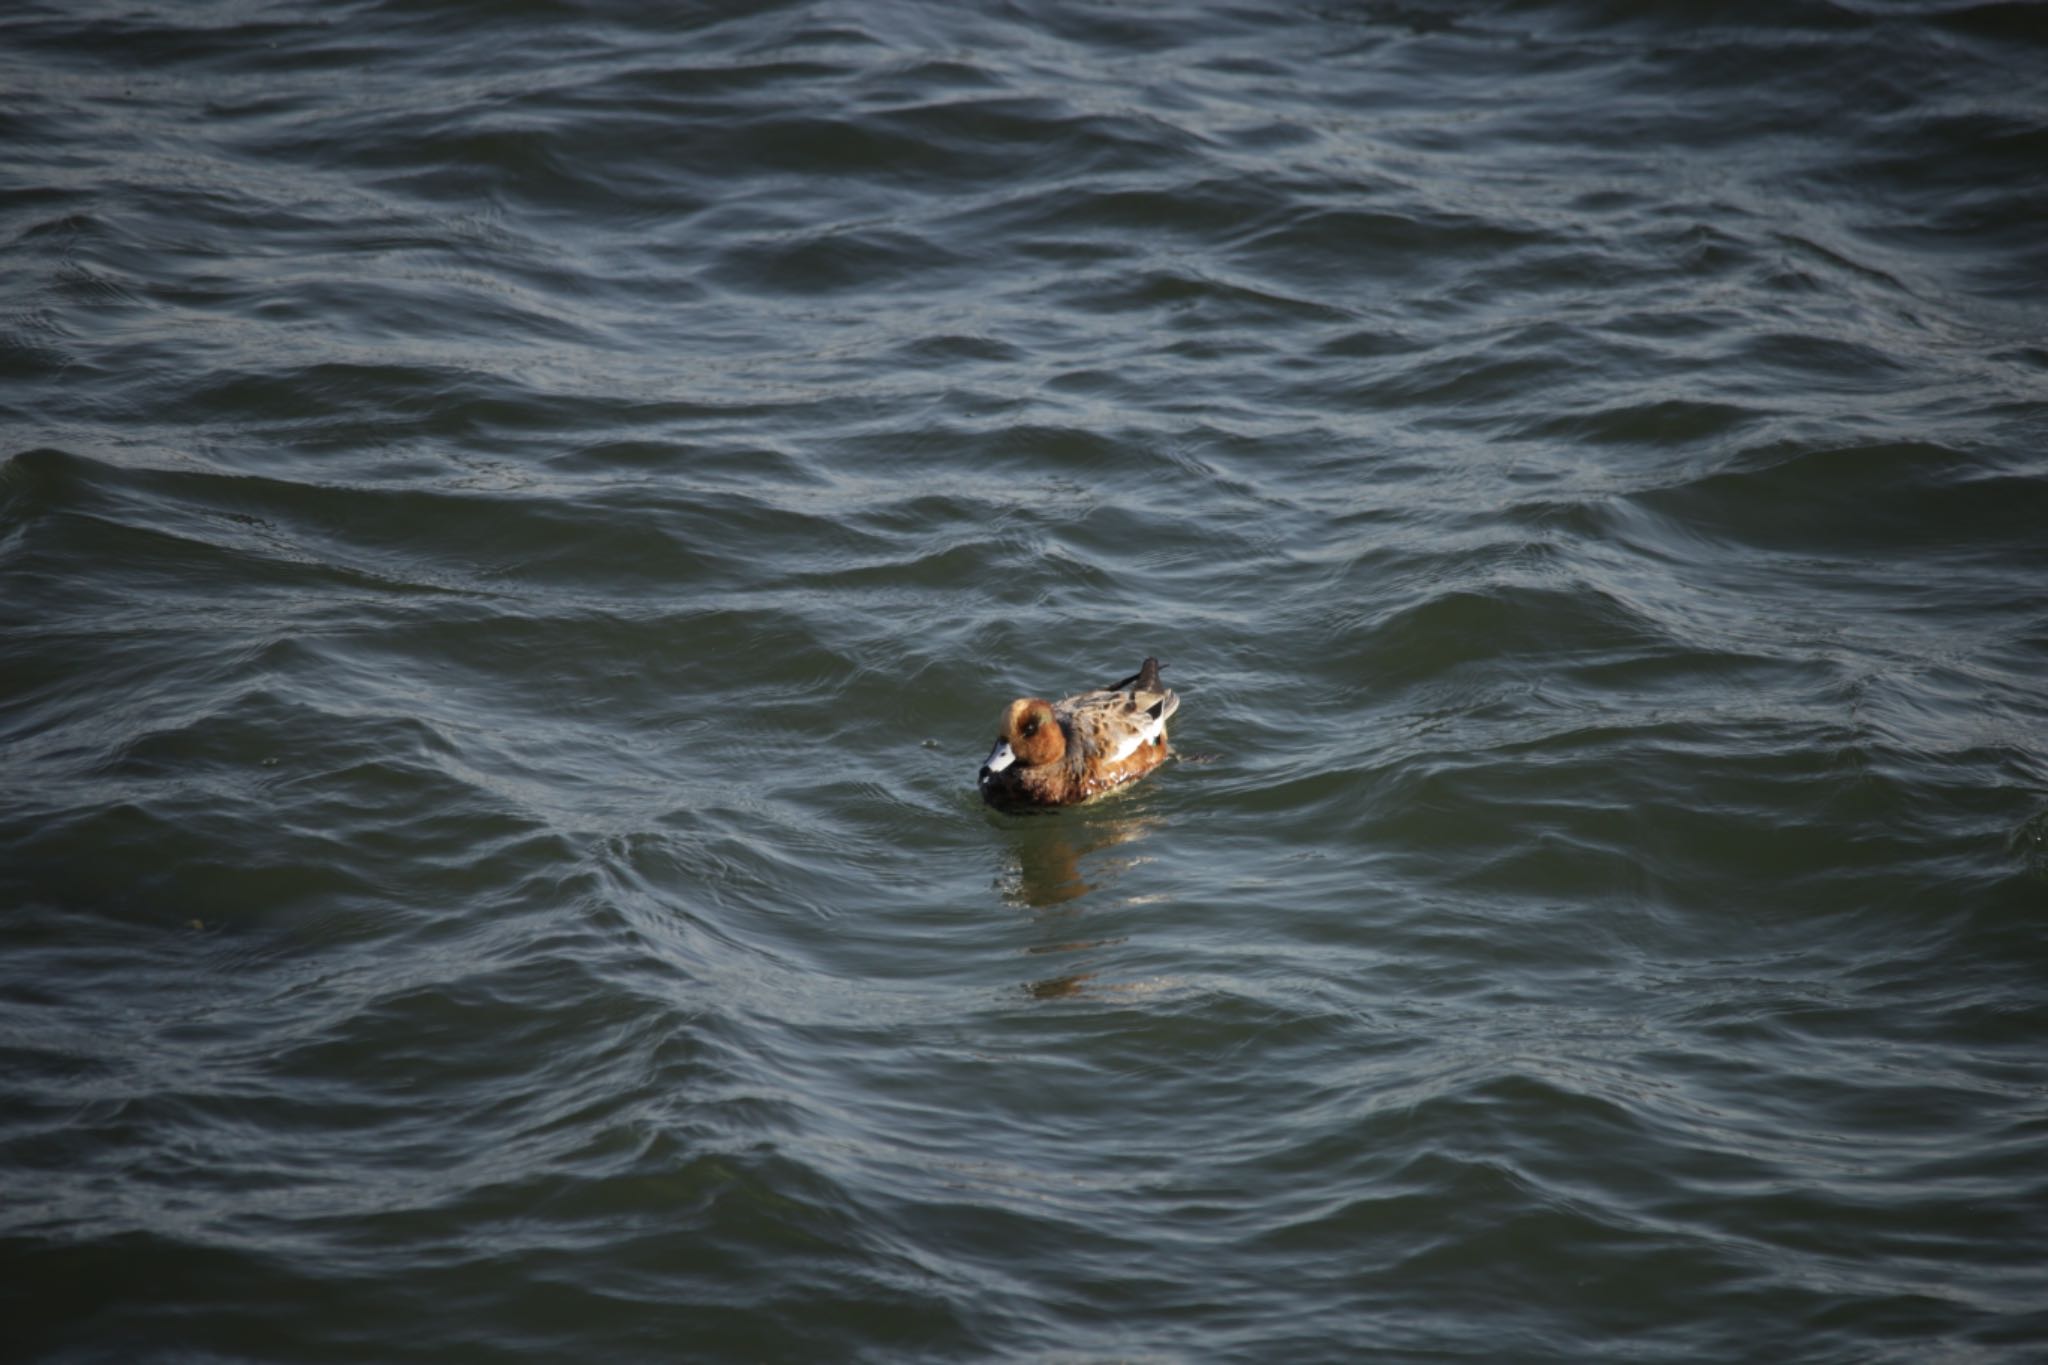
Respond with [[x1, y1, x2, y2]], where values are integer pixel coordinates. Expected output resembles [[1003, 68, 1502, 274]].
[[979, 698, 1065, 788]]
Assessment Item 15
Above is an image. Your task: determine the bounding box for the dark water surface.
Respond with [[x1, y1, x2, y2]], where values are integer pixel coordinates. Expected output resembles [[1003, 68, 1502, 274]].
[[5, 0, 2047, 1359]]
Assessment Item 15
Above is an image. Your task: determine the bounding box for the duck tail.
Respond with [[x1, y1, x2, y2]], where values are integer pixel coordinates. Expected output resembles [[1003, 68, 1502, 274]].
[[1107, 656, 1166, 693]]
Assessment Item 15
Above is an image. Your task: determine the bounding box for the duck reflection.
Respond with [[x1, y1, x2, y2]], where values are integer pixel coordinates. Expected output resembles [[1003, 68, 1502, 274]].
[[999, 806, 1162, 909], [993, 803, 1163, 999]]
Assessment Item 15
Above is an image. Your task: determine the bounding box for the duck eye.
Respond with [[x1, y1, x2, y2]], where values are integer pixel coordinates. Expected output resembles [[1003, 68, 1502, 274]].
[[1021, 718, 1039, 737]]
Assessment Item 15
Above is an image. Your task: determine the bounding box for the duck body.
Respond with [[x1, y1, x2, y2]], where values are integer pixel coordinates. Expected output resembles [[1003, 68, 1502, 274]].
[[978, 657, 1179, 808]]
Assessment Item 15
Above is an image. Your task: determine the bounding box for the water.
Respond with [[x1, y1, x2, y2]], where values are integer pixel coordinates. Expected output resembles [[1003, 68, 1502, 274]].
[[4, 0, 2047, 1359]]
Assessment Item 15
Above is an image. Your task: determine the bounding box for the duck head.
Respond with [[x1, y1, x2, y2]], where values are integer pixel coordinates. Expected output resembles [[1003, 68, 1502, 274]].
[[979, 698, 1064, 786]]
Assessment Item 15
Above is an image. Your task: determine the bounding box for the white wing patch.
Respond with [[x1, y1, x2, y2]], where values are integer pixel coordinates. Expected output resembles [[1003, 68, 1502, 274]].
[[1103, 710, 1166, 763]]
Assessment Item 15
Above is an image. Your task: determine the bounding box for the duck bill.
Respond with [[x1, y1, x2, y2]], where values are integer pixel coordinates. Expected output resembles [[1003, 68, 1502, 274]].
[[979, 739, 1016, 784]]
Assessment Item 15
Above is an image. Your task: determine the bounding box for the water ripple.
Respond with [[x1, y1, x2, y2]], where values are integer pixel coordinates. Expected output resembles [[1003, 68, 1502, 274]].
[[4, 0, 2046, 1360]]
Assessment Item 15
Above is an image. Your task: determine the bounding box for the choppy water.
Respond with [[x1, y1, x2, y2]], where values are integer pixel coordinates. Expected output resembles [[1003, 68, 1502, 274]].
[[5, 0, 2047, 1359]]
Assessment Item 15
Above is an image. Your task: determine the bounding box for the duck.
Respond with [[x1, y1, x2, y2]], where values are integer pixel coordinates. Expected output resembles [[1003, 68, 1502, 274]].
[[978, 657, 1180, 808]]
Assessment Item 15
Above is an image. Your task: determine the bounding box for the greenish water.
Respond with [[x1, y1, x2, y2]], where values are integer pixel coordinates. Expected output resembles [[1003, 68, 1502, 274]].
[[4, 1, 2047, 1360]]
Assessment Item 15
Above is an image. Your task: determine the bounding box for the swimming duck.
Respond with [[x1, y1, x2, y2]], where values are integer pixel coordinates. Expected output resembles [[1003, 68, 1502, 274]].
[[978, 657, 1180, 808]]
